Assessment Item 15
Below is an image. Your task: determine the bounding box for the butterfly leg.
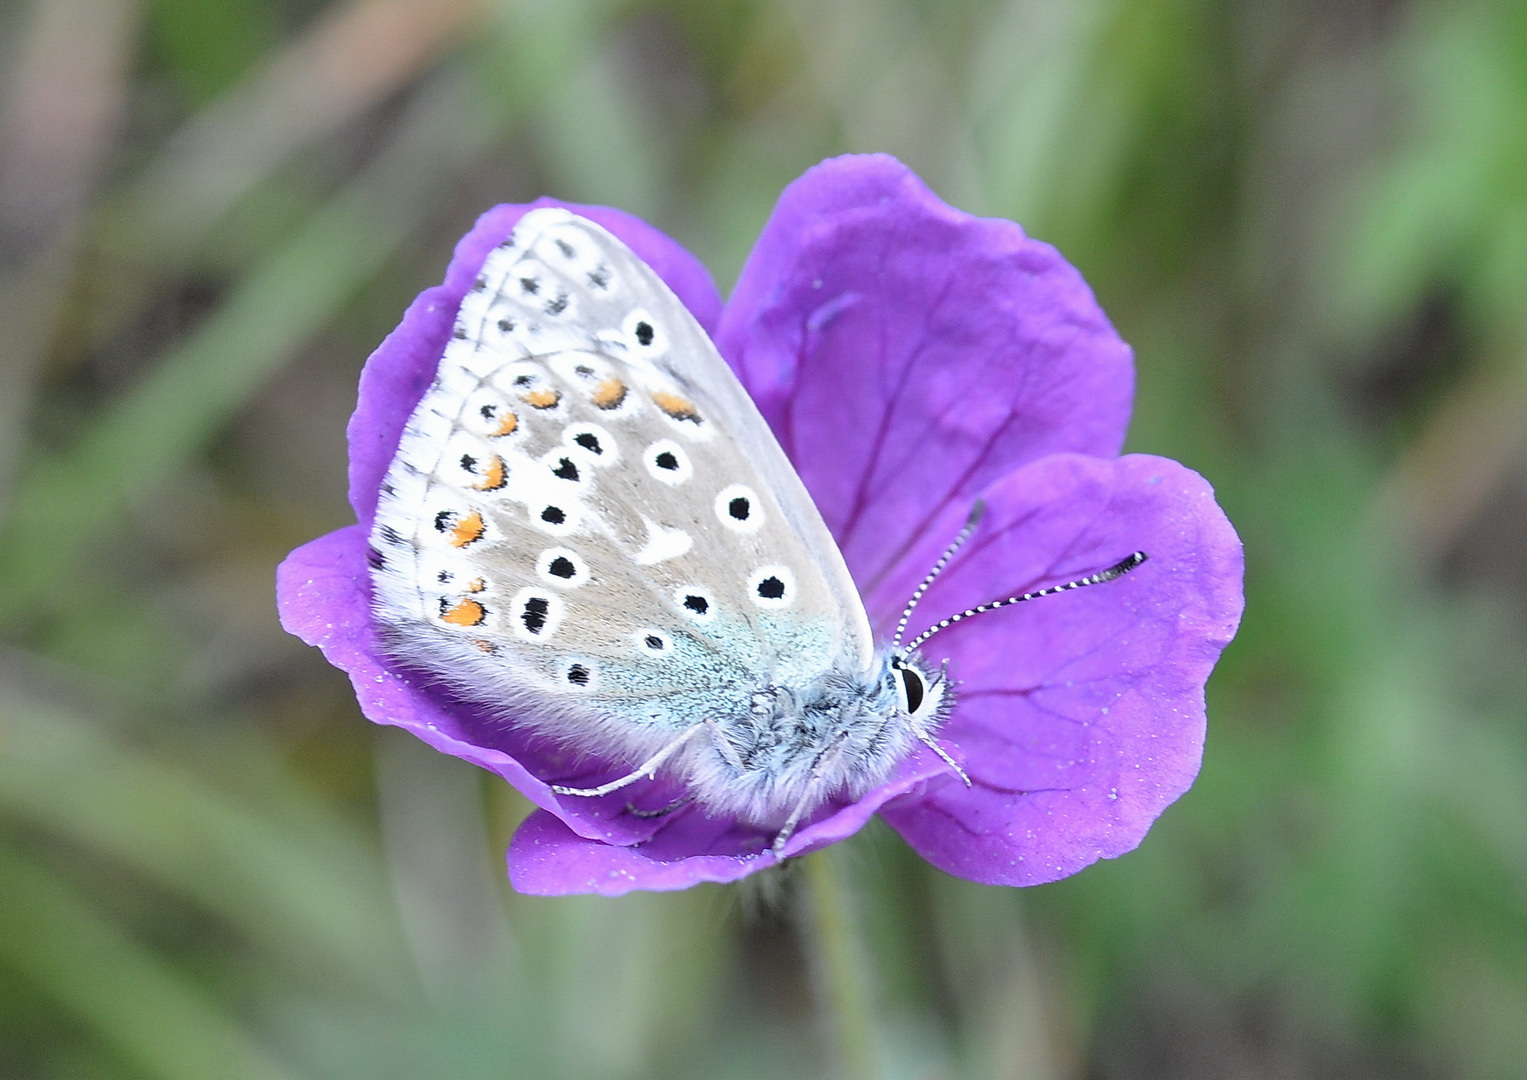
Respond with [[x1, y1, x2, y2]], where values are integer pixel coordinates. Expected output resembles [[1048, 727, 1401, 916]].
[[910, 661, 970, 786], [705, 718, 748, 772], [771, 730, 853, 856], [550, 723, 705, 798], [909, 726, 970, 786], [626, 795, 696, 819]]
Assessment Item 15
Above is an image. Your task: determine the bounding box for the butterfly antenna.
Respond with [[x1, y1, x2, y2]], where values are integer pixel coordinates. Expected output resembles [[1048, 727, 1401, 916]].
[[903, 551, 1148, 655], [892, 501, 987, 651]]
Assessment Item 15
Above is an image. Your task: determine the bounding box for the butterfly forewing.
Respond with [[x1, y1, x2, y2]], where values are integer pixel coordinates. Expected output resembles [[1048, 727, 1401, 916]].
[[369, 208, 873, 763]]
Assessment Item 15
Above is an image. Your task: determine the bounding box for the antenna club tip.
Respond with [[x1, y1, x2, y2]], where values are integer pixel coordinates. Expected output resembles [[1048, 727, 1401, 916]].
[[1098, 550, 1148, 582], [1110, 550, 1147, 572], [966, 500, 987, 527]]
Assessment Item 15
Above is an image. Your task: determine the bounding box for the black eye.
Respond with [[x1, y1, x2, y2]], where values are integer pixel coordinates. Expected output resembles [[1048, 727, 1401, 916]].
[[552, 457, 579, 481], [567, 663, 590, 685], [655, 451, 678, 471], [635, 321, 655, 346], [574, 432, 602, 454], [899, 668, 925, 714], [644, 634, 663, 650], [548, 556, 575, 579], [756, 576, 785, 600], [541, 506, 565, 525], [683, 594, 708, 614]]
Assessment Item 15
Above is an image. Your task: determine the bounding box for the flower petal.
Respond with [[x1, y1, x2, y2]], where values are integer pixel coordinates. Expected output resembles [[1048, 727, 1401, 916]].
[[346, 200, 722, 525], [507, 750, 953, 895], [716, 154, 1134, 599], [279, 157, 1241, 895], [879, 453, 1243, 885], [508, 811, 768, 895]]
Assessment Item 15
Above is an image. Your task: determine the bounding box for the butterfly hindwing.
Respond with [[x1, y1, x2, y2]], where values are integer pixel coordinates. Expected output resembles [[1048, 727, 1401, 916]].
[[369, 208, 873, 762]]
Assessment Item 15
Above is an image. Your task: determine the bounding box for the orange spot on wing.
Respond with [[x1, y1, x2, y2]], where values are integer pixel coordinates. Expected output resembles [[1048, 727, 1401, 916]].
[[652, 391, 700, 423], [591, 377, 627, 410], [466, 578, 485, 593], [440, 598, 487, 627], [492, 410, 518, 436], [449, 511, 485, 548], [472, 456, 507, 491], [521, 388, 560, 409]]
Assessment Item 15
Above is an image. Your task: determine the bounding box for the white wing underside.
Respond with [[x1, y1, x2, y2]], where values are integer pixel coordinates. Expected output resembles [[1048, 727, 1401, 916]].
[[368, 209, 873, 765]]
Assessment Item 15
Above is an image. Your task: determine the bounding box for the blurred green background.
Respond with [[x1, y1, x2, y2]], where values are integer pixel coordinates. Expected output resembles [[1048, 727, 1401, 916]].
[[2, 0, 1525, 1076]]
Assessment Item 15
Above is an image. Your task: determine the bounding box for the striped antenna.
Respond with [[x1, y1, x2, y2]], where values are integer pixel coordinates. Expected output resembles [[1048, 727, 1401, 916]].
[[891, 501, 987, 650], [900, 551, 1148, 656]]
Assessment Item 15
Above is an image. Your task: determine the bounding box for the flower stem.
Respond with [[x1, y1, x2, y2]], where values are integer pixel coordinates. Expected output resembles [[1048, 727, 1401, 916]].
[[801, 847, 879, 1080]]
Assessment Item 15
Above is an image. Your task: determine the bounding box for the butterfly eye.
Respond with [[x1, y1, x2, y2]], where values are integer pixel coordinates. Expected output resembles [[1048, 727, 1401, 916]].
[[714, 484, 764, 533], [643, 439, 691, 485], [896, 666, 926, 715], [747, 565, 795, 609]]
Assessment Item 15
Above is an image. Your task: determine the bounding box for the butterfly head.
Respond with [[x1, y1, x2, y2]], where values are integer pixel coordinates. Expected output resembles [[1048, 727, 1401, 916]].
[[887, 651, 946, 729]]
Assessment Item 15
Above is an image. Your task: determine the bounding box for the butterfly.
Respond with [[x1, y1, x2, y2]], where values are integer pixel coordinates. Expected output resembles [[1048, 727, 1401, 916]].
[[367, 208, 1143, 853]]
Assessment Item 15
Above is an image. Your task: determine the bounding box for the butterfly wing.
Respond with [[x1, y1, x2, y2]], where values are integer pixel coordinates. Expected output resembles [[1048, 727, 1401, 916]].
[[369, 208, 873, 767]]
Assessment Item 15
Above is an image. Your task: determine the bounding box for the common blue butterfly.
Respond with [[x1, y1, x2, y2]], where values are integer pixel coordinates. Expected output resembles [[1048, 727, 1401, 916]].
[[367, 208, 1143, 852]]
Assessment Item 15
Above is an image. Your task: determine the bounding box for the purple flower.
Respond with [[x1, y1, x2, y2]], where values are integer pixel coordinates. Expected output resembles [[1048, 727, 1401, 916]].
[[277, 154, 1243, 896]]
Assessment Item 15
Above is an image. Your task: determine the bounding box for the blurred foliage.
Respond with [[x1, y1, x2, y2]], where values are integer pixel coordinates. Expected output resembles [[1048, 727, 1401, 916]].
[[0, 0, 1525, 1077]]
